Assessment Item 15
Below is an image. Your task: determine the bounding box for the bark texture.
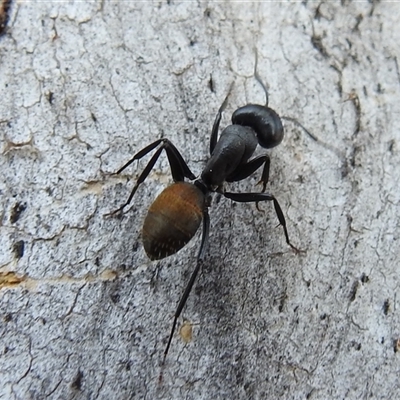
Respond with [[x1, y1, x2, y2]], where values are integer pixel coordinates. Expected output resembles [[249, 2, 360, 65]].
[[1, 2, 399, 399]]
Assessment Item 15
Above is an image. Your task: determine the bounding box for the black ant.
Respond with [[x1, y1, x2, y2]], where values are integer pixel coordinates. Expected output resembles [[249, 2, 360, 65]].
[[108, 68, 303, 364]]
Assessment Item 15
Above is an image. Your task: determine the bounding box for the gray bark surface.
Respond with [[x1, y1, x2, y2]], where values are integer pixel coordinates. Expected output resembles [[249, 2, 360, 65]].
[[1, 2, 399, 399]]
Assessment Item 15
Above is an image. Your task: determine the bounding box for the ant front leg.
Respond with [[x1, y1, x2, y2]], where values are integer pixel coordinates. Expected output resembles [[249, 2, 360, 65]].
[[226, 154, 271, 193], [222, 191, 303, 253], [108, 139, 196, 215], [210, 83, 234, 155]]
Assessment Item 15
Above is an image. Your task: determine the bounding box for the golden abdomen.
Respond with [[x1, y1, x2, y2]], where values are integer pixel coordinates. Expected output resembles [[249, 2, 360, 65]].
[[142, 182, 204, 260]]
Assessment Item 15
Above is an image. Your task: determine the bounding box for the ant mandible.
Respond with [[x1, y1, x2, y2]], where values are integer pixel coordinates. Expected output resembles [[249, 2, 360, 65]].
[[109, 66, 302, 364]]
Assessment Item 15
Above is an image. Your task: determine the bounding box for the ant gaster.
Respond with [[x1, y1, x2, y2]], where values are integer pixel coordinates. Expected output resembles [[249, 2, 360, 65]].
[[109, 68, 301, 364]]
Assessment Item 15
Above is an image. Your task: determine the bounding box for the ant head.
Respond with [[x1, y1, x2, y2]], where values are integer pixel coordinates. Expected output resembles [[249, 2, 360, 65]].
[[232, 105, 284, 149]]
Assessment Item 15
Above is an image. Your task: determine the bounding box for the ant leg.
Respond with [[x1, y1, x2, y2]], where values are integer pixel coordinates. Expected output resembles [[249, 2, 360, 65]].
[[210, 82, 234, 155], [108, 146, 164, 215], [226, 154, 270, 193], [108, 139, 195, 215], [115, 139, 164, 174], [257, 155, 270, 193], [222, 191, 302, 253], [117, 138, 195, 181], [164, 140, 196, 182], [137, 139, 195, 198], [162, 208, 210, 364]]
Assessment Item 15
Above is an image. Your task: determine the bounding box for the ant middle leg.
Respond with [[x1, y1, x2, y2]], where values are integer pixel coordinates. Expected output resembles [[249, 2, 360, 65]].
[[226, 154, 271, 193], [222, 191, 303, 253]]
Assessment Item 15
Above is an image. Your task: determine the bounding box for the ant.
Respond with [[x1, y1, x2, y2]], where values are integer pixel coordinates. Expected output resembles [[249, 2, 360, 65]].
[[108, 67, 303, 365]]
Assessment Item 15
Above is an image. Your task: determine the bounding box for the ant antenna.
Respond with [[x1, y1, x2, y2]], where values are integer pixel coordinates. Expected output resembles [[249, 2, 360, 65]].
[[253, 50, 319, 144], [254, 50, 269, 107], [281, 116, 319, 142]]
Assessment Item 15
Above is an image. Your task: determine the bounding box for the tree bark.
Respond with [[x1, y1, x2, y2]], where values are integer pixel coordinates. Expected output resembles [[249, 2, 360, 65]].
[[1, 2, 399, 399]]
